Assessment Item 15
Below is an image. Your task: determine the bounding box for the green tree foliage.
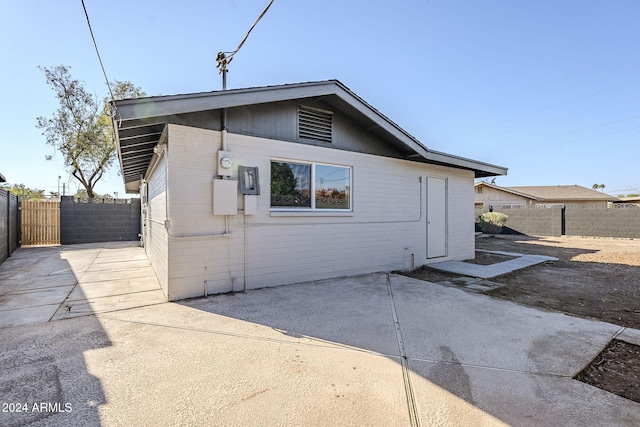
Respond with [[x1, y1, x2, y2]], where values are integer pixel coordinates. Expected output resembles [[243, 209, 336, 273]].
[[2, 183, 45, 200], [478, 212, 508, 237], [73, 189, 114, 201], [270, 162, 297, 195], [592, 183, 606, 192], [36, 65, 145, 198]]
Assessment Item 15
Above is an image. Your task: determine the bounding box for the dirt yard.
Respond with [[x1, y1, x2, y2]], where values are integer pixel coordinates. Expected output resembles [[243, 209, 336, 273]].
[[403, 234, 640, 403], [474, 234, 640, 329]]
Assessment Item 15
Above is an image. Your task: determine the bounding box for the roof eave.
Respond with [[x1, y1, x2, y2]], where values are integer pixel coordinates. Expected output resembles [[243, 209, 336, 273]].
[[114, 80, 344, 122], [112, 79, 509, 186], [420, 149, 507, 178]]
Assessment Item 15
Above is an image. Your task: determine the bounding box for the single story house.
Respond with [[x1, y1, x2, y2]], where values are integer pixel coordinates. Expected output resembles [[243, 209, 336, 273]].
[[614, 196, 640, 207], [475, 182, 618, 210], [112, 80, 507, 301]]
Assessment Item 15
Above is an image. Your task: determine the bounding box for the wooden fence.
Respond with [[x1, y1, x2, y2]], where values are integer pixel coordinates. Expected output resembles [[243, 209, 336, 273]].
[[21, 200, 60, 245]]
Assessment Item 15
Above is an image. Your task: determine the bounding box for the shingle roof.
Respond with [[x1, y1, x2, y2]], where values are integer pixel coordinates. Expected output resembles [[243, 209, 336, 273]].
[[505, 185, 618, 201]]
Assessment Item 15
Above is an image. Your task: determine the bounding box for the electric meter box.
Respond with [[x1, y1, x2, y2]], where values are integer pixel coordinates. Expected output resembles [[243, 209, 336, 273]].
[[244, 195, 258, 215], [212, 179, 237, 215], [217, 151, 233, 177]]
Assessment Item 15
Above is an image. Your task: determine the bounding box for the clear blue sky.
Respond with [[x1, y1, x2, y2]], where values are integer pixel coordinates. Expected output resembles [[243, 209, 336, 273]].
[[1, 0, 639, 197]]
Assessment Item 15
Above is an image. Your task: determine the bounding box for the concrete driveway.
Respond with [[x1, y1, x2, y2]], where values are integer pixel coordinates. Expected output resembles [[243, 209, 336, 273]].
[[1, 271, 639, 426], [0, 242, 165, 328]]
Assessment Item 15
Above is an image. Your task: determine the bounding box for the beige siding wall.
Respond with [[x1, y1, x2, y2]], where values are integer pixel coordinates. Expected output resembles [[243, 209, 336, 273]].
[[164, 124, 475, 300], [475, 186, 532, 206], [144, 153, 169, 297]]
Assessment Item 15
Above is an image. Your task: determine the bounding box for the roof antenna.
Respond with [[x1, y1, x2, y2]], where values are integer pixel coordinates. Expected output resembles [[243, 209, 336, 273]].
[[216, 0, 275, 91]]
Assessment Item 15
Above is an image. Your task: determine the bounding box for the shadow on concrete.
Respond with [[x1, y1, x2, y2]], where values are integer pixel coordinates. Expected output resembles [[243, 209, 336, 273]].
[[169, 273, 637, 426], [0, 241, 165, 426], [0, 242, 165, 328], [0, 251, 108, 426]]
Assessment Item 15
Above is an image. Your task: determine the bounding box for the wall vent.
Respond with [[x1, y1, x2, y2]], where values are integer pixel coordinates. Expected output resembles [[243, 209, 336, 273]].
[[298, 106, 333, 143]]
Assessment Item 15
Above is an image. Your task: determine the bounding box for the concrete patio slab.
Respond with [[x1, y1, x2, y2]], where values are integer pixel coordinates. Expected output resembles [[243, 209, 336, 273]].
[[429, 251, 558, 278], [1, 268, 639, 425], [0, 303, 61, 328], [8, 273, 78, 292], [78, 266, 157, 283], [410, 359, 640, 426], [177, 273, 402, 357], [618, 328, 640, 346], [50, 289, 167, 320], [92, 252, 150, 263], [0, 242, 165, 328], [84, 259, 154, 272], [391, 274, 621, 376], [66, 276, 162, 301], [0, 285, 75, 311]]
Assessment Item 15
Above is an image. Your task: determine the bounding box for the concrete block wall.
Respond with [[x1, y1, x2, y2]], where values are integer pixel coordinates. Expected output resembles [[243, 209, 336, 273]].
[[60, 196, 141, 245], [160, 125, 476, 300], [565, 205, 640, 238], [476, 204, 640, 238], [476, 206, 562, 236]]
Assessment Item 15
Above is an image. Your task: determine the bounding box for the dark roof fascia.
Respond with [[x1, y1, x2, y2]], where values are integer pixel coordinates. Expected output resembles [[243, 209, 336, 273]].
[[114, 80, 344, 121], [0, 172, 6, 183], [422, 150, 507, 177]]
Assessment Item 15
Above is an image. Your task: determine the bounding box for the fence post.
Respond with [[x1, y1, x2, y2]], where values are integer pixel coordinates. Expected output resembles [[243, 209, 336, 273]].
[[17, 196, 21, 248], [5, 190, 8, 258]]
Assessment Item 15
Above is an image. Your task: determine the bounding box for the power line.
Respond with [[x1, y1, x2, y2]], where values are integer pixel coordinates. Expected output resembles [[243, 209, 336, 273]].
[[472, 113, 640, 157], [216, 0, 275, 88], [492, 94, 640, 138], [424, 45, 640, 128], [431, 77, 640, 149], [482, 123, 640, 161], [81, 0, 115, 113]]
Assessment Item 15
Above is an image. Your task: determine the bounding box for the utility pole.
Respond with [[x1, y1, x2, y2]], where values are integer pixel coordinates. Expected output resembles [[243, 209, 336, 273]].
[[215, 0, 275, 90]]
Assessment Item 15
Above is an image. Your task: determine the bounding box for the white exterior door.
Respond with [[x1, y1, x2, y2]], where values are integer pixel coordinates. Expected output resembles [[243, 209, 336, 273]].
[[427, 177, 447, 259]]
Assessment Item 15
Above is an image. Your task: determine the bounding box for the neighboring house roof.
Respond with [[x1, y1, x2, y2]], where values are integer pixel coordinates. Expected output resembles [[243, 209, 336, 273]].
[[0, 173, 6, 183], [616, 196, 640, 203], [475, 182, 619, 203], [506, 185, 618, 202], [112, 80, 507, 193]]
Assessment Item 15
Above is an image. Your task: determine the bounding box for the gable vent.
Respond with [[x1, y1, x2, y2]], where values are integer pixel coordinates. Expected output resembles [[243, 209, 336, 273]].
[[298, 106, 333, 143]]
